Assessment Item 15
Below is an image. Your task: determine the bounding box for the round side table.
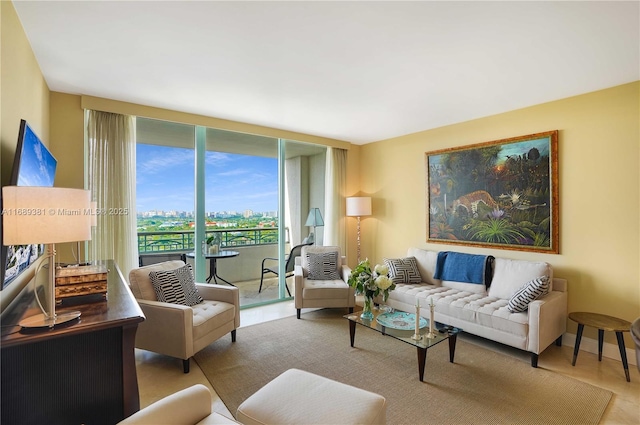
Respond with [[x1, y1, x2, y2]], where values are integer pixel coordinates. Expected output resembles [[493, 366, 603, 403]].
[[568, 311, 632, 382]]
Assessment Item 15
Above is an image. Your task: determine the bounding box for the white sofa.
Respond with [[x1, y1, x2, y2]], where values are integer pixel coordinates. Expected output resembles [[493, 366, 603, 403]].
[[383, 247, 568, 367]]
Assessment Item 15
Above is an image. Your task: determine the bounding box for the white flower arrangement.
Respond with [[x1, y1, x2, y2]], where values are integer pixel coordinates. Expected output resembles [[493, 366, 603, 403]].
[[348, 259, 395, 301]]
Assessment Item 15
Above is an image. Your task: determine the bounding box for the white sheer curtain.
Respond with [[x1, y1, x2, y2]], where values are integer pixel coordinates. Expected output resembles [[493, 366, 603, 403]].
[[323, 147, 347, 251], [87, 110, 138, 278]]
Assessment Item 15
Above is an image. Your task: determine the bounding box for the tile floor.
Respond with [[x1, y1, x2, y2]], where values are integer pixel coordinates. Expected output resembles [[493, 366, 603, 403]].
[[136, 300, 640, 424]]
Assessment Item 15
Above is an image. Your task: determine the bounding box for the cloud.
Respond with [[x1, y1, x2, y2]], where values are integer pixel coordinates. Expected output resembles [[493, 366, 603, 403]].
[[137, 147, 194, 176], [217, 168, 249, 177]]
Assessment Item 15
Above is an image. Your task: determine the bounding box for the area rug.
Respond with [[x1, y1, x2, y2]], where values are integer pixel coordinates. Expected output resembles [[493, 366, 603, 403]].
[[194, 309, 612, 425]]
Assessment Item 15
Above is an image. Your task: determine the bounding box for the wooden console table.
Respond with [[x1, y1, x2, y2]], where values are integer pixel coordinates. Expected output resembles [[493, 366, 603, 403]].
[[1, 260, 145, 425]]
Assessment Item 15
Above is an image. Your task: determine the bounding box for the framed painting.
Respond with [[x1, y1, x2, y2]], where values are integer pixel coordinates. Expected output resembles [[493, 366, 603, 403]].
[[425, 130, 559, 253]]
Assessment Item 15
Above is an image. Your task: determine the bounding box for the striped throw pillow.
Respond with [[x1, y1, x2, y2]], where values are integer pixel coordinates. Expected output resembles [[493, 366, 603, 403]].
[[507, 276, 550, 313], [384, 257, 422, 284], [149, 264, 203, 306], [306, 251, 341, 280]]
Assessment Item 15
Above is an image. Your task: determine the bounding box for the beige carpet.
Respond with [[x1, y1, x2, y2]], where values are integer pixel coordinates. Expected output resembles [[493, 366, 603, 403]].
[[195, 309, 612, 425]]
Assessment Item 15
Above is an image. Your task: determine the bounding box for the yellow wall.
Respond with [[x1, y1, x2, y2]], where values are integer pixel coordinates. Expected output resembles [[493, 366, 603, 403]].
[[0, 1, 51, 310], [1, 1, 50, 185], [358, 82, 640, 345]]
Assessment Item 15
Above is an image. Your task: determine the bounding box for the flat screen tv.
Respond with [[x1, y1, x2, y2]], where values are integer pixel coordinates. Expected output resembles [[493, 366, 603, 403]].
[[1, 120, 57, 289]]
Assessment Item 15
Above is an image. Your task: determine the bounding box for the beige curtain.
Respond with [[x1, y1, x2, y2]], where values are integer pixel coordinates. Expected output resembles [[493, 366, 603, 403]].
[[323, 147, 347, 251], [87, 110, 138, 278]]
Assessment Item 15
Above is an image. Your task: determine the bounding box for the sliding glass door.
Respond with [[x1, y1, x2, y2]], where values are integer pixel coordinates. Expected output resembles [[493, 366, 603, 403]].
[[135, 117, 327, 308]]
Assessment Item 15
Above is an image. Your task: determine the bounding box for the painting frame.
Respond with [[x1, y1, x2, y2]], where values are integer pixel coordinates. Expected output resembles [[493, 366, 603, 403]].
[[425, 130, 559, 254]]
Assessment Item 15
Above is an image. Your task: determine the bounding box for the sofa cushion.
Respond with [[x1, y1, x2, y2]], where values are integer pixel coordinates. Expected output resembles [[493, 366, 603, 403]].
[[149, 264, 203, 306], [306, 251, 341, 280], [507, 276, 550, 313], [407, 248, 441, 285], [384, 257, 422, 284], [442, 280, 488, 295], [489, 258, 552, 300]]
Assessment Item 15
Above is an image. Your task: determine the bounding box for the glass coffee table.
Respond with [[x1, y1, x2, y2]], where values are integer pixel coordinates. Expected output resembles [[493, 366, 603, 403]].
[[345, 308, 461, 382]]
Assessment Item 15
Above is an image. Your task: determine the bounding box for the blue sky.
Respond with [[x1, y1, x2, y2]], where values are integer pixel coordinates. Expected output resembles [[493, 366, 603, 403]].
[[136, 144, 278, 213], [16, 124, 57, 187]]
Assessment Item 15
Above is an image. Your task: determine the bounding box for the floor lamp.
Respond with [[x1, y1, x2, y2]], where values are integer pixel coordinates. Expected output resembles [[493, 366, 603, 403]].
[[305, 208, 324, 245], [2, 186, 92, 328], [346, 197, 372, 263]]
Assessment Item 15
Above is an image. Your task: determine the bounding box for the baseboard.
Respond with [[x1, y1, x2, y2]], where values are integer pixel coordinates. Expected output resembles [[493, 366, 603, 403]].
[[562, 332, 637, 366]]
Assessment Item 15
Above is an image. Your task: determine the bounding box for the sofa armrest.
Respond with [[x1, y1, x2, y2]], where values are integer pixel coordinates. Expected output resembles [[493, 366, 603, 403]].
[[118, 384, 212, 424], [552, 277, 567, 292], [527, 289, 568, 354], [135, 299, 193, 359], [341, 264, 352, 283]]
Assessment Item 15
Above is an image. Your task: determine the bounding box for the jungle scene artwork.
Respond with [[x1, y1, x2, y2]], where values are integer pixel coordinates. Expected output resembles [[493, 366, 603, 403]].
[[426, 130, 558, 253]]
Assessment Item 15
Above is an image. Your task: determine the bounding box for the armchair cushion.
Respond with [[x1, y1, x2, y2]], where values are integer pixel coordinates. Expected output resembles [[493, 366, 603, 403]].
[[192, 301, 237, 339], [150, 263, 204, 306], [306, 251, 341, 280]]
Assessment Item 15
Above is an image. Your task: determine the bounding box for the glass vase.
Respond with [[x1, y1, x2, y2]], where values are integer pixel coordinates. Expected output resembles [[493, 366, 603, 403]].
[[361, 292, 374, 320]]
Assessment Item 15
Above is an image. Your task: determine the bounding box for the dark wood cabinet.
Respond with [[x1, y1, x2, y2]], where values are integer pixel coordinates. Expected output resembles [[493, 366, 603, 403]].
[[1, 260, 145, 425]]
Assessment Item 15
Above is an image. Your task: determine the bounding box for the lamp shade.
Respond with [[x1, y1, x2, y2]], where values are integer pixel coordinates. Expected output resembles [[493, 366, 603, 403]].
[[346, 197, 372, 217], [2, 186, 92, 245], [305, 208, 324, 227]]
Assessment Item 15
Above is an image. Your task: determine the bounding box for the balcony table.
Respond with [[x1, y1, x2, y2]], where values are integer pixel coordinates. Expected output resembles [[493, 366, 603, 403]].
[[186, 250, 240, 286]]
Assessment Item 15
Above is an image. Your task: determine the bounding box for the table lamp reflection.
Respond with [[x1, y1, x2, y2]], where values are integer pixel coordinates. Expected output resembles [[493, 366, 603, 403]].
[[305, 208, 324, 245]]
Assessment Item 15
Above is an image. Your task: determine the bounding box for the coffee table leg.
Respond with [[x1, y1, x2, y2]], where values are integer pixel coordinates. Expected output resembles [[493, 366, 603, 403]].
[[598, 329, 604, 361], [448, 333, 457, 363], [572, 324, 584, 366], [615, 331, 631, 382], [417, 347, 427, 382], [349, 320, 356, 347]]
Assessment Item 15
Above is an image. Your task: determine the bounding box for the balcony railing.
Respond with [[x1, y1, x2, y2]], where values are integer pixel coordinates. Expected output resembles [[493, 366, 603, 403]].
[[137, 227, 279, 253]]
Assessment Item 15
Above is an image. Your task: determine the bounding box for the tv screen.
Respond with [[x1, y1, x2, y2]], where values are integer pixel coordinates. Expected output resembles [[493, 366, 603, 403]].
[[1, 120, 57, 289]]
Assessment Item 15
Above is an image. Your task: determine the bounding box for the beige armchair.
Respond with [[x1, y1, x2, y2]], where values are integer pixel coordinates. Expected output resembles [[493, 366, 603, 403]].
[[294, 246, 355, 319], [128, 260, 240, 373]]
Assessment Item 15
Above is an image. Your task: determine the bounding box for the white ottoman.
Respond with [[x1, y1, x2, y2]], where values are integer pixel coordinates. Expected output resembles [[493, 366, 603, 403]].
[[236, 368, 387, 425]]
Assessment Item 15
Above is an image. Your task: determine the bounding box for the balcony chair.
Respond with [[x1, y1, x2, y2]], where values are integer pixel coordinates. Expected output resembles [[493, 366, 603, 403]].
[[259, 242, 312, 296], [128, 260, 240, 373], [294, 245, 355, 319]]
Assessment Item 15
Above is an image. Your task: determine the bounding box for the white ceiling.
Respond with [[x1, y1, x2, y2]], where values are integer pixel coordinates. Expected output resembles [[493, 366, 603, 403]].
[[13, 1, 640, 145]]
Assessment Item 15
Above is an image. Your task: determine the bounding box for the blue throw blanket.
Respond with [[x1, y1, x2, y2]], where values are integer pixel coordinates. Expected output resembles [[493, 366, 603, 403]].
[[433, 251, 494, 286]]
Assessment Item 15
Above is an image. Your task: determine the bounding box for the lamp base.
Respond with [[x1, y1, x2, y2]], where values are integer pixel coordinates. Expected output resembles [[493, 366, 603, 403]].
[[19, 311, 81, 329]]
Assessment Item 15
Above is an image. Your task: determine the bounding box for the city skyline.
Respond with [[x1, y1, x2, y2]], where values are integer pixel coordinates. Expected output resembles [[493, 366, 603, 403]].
[[137, 209, 278, 218], [136, 144, 278, 213]]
